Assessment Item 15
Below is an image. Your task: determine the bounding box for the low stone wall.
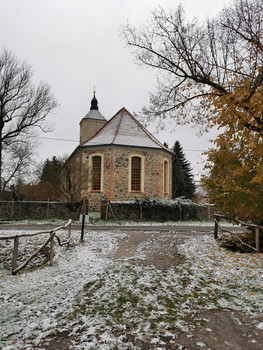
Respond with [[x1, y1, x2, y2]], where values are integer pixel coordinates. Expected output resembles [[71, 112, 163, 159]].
[[101, 199, 213, 222], [0, 201, 83, 221]]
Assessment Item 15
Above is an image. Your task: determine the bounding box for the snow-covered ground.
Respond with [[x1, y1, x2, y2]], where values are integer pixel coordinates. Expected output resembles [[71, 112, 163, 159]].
[[0, 219, 235, 226], [87, 220, 240, 228], [0, 227, 263, 349]]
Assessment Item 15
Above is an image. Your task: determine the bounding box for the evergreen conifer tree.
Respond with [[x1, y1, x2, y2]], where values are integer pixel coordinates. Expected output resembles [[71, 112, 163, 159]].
[[40, 156, 64, 186], [172, 141, 196, 199]]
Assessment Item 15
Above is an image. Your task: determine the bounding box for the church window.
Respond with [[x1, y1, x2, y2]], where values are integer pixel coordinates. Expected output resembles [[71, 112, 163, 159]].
[[131, 157, 141, 191], [129, 155, 144, 193], [92, 156, 102, 191], [163, 159, 169, 194]]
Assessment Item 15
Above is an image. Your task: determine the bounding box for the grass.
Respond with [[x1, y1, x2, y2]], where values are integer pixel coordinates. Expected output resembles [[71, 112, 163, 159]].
[[88, 211, 101, 218], [2, 231, 262, 350], [57, 244, 263, 344], [61, 264, 229, 338], [0, 217, 11, 221]]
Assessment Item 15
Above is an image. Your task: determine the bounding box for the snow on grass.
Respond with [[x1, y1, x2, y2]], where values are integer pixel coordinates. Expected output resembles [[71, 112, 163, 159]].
[[0, 230, 125, 349], [178, 236, 263, 314], [0, 218, 240, 227], [0, 229, 263, 349], [87, 219, 240, 227]]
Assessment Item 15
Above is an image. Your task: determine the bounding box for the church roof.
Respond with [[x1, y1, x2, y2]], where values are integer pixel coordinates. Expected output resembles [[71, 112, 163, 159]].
[[83, 109, 106, 120], [82, 92, 107, 121], [80, 107, 172, 152]]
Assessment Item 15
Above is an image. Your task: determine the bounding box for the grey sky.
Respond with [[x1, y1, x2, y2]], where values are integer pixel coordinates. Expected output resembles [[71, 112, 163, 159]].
[[0, 0, 231, 181]]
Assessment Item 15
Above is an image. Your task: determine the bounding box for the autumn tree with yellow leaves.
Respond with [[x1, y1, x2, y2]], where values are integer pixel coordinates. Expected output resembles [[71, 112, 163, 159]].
[[122, 0, 263, 223]]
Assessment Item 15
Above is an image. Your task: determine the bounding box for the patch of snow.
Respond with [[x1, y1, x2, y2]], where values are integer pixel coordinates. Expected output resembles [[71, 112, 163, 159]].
[[0, 228, 262, 349], [0, 230, 125, 349]]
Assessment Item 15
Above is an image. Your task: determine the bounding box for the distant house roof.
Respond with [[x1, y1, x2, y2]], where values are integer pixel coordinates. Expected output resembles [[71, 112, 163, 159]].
[[80, 107, 172, 153]]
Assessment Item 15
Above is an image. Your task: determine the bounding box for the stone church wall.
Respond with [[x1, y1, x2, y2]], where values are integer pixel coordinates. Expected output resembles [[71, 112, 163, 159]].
[[80, 146, 172, 211]]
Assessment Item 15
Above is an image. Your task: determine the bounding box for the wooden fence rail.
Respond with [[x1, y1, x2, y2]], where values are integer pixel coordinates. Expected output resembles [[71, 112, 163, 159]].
[[0, 219, 72, 274], [214, 214, 263, 253]]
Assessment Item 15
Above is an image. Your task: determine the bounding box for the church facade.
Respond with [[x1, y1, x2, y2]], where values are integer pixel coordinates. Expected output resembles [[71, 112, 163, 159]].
[[68, 93, 173, 211]]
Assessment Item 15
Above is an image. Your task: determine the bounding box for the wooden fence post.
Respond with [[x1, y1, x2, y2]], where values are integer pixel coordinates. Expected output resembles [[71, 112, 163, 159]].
[[81, 214, 85, 241], [214, 216, 219, 239], [12, 236, 19, 274], [255, 227, 260, 253], [68, 221, 72, 247], [80, 198, 86, 241], [50, 232, 55, 265]]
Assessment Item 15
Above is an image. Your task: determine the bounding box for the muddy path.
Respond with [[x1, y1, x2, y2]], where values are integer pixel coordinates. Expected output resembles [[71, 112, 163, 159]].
[[40, 229, 263, 350], [113, 231, 185, 269], [111, 231, 263, 349]]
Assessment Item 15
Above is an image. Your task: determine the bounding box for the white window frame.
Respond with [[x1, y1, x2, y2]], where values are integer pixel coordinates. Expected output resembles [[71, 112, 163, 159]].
[[88, 153, 104, 192], [128, 154, 145, 193]]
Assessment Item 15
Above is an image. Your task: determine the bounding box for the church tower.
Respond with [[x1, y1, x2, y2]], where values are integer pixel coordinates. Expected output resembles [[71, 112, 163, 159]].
[[79, 91, 107, 144]]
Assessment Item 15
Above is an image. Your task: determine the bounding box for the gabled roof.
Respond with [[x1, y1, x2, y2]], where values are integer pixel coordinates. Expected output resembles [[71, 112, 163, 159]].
[[80, 107, 172, 153]]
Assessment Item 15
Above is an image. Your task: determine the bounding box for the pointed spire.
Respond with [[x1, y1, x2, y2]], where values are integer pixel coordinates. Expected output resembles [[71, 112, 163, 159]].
[[90, 87, 98, 110]]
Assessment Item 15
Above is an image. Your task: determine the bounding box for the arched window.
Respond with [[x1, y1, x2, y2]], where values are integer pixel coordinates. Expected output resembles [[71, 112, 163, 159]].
[[129, 155, 144, 193], [163, 159, 169, 194], [92, 155, 102, 191]]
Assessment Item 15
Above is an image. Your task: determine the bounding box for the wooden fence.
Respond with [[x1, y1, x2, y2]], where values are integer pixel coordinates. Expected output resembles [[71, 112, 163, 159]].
[[214, 214, 262, 253], [0, 219, 72, 274]]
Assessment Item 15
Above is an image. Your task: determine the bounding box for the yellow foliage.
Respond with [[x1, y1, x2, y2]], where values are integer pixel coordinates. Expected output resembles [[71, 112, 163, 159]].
[[202, 71, 263, 223], [202, 130, 263, 223]]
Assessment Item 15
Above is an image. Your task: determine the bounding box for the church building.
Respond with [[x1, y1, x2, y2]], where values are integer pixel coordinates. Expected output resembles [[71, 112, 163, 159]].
[[68, 93, 173, 211]]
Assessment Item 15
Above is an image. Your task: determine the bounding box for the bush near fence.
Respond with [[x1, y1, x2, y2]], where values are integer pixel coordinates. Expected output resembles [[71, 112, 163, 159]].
[[0, 201, 83, 220], [101, 198, 213, 222]]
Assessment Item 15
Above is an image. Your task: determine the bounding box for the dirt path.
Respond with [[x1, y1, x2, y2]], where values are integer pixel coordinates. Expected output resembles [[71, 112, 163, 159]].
[[112, 231, 263, 349], [40, 229, 263, 350], [113, 231, 185, 268]]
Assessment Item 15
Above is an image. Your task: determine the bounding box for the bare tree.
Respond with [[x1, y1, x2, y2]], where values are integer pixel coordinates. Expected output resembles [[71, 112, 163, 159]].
[[122, 0, 263, 222], [1, 136, 37, 193], [121, 0, 263, 133], [0, 49, 58, 197]]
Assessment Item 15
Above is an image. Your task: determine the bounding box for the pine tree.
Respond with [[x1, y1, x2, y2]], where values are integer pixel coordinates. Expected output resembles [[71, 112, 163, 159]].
[[172, 141, 196, 199], [40, 156, 64, 186]]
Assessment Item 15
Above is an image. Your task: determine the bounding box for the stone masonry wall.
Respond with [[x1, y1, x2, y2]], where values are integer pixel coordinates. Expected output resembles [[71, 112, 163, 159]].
[[79, 146, 173, 211], [0, 201, 83, 220], [101, 200, 214, 222]]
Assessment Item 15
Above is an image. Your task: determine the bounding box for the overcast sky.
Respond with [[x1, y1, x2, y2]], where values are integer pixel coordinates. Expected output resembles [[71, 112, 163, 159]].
[[0, 0, 231, 181]]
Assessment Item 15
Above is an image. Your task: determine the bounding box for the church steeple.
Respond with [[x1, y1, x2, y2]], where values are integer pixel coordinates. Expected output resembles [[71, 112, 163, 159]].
[[90, 87, 98, 110], [79, 89, 107, 144]]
